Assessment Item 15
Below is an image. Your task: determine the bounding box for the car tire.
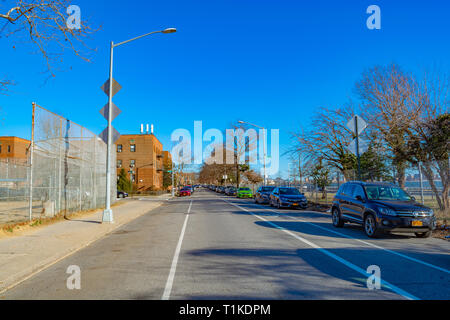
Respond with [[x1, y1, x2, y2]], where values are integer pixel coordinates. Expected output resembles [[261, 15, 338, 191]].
[[415, 231, 432, 238], [364, 214, 380, 238], [332, 208, 344, 228], [118, 193, 124, 199], [277, 200, 281, 209]]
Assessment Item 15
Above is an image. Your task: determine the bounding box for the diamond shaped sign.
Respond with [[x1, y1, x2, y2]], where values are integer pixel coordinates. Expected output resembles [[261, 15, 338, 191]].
[[99, 102, 122, 121], [347, 115, 367, 136], [101, 78, 122, 97], [99, 127, 121, 144], [347, 138, 369, 156]]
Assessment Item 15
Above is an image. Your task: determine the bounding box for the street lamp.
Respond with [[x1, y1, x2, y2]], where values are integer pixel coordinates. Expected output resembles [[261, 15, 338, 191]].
[[238, 120, 267, 186], [103, 28, 177, 223]]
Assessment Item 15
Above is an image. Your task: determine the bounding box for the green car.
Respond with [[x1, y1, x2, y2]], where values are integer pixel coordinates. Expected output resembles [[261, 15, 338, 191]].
[[237, 187, 253, 198]]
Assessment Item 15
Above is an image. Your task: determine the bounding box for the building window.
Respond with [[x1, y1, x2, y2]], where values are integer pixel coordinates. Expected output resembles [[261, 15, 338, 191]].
[[117, 145, 122, 153], [130, 160, 135, 168], [117, 160, 122, 168], [0, 145, 2, 153], [130, 144, 136, 152], [7, 145, 11, 153]]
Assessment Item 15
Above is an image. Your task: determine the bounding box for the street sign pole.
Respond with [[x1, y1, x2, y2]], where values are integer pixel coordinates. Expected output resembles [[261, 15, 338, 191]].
[[103, 41, 115, 223], [355, 115, 361, 181]]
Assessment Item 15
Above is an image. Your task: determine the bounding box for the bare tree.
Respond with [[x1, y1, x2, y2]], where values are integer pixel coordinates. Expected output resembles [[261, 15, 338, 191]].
[[292, 105, 357, 180], [226, 122, 258, 188], [0, 0, 98, 91], [404, 70, 450, 213], [356, 63, 418, 187]]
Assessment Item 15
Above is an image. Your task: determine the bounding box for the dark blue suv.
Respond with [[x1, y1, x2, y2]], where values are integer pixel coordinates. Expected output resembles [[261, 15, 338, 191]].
[[331, 181, 436, 238], [269, 187, 308, 209]]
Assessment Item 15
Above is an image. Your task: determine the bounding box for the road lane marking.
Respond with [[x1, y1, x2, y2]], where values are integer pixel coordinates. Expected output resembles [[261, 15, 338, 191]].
[[223, 199, 419, 300], [229, 198, 450, 275], [273, 210, 450, 275], [162, 200, 193, 300]]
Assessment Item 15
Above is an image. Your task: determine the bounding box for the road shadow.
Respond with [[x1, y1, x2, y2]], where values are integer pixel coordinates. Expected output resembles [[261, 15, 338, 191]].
[[182, 247, 393, 300], [254, 220, 413, 241]]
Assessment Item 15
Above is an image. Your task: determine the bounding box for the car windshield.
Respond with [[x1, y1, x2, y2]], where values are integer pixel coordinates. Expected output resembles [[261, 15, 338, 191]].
[[239, 188, 251, 191], [364, 185, 412, 201], [279, 188, 301, 195], [261, 187, 275, 192]]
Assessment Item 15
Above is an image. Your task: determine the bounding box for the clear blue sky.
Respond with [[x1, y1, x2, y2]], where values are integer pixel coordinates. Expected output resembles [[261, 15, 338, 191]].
[[0, 0, 449, 178]]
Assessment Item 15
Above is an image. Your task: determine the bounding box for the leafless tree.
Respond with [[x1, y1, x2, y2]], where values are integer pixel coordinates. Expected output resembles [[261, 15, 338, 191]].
[[226, 122, 258, 188], [292, 104, 357, 180], [404, 69, 450, 213], [0, 0, 98, 91], [356, 63, 419, 188]]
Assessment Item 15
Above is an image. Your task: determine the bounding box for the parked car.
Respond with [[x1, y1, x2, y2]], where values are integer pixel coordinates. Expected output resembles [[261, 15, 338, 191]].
[[237, 187, 253, 198], [186, 185, 195, 193], [225, 186, 237, 196], [117, 191, 129, 198], [269, 187, 307, 209], [179, 187, 192, 197], [331, 181, 436, 238], [254, 186, 276, 204]]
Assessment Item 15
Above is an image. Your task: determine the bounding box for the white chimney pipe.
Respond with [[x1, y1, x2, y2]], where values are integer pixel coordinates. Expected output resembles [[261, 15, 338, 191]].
[[151, 124, 154, 135], [146, 124, 149, 134], [140, 124, 144, 134]]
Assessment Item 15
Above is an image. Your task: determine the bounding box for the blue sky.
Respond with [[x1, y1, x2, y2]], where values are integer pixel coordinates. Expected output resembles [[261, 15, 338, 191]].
[[0, 0, 449, 178]]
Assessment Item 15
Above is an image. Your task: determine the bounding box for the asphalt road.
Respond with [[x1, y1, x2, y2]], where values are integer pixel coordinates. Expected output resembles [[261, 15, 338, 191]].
[[1, 189, 449, 300]]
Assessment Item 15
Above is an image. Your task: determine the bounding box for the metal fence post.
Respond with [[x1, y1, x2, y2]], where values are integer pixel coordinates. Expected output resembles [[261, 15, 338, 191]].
[[418, 162, 424, 205], [28, 103, 36, 221], [58, 118, 63, 214]]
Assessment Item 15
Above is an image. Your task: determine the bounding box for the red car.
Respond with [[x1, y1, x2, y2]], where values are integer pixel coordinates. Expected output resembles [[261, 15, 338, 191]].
[[179, 187, 192, 197]]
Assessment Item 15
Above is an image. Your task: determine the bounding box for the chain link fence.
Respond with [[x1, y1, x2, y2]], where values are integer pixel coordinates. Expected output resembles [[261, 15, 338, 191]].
[[0, 159, 30, 224], [0, 104, 116, 225]]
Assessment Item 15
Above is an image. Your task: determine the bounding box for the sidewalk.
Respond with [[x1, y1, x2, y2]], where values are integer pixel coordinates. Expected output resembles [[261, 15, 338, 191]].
[[0, 196, 169, 294]]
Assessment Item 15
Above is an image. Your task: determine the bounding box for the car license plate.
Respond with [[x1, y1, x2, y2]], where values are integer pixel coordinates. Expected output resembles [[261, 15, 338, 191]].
[[412, 220, 423, 227]]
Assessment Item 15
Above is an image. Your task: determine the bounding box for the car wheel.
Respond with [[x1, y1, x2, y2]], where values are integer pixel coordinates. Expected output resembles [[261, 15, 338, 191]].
[[415, 231, 432, 238], [364, 214, 380, 238], [118, 193, 124, 198], [277, 200, 281, 209], [332, 208, 344, 228]]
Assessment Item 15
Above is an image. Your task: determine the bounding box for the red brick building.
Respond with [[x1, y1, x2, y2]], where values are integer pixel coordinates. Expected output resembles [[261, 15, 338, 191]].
[[0, 137, 30, 163], [115, 134, 168, 191]]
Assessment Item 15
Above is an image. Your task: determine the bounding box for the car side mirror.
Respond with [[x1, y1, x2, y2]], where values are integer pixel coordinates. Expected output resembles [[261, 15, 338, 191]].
[[356, 195, 365, 202], [411, 196, 416, 201]]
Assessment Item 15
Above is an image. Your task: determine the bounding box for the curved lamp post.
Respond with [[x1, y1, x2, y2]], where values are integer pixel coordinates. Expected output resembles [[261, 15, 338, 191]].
[[103, 28, 177, 223]]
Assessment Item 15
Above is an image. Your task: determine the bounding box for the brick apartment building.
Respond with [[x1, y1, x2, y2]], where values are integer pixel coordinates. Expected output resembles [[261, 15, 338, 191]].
[[115, 134, 171, 191], [0, 136, 30, 163]]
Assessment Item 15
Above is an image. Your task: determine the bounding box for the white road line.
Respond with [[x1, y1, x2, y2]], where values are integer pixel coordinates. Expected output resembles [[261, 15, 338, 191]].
[[234, 199, 450, 275], [223, 199, 419, 301], [271, 210, 450, 275], [162, 200, 192, 300]]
